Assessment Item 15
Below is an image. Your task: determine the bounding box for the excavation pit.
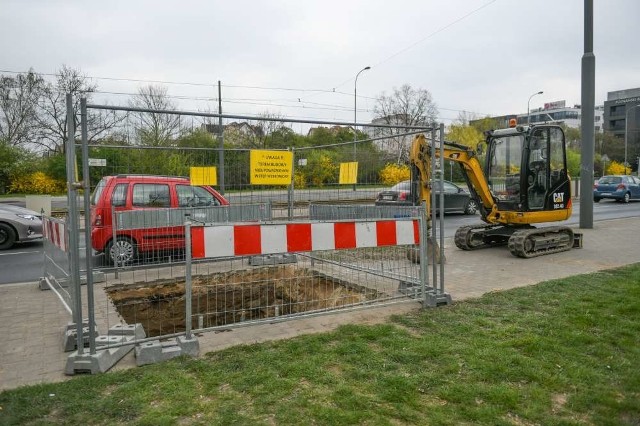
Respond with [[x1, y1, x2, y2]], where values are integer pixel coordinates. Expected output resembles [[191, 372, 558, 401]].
[[106, 266, 380, 337]]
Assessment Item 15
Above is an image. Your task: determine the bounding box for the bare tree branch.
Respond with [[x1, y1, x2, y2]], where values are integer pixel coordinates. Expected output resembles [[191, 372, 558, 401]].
[[129, 85, 182, 146], [372, 84, 438, 163], [0, 69, 45, 148]]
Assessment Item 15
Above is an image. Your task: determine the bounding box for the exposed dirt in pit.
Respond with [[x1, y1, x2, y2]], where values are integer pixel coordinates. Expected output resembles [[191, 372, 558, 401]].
[[106, 266, 378, 337]]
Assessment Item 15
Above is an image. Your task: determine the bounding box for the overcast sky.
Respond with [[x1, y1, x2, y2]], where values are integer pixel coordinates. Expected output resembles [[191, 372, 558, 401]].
[[2, 0, 639, 130]]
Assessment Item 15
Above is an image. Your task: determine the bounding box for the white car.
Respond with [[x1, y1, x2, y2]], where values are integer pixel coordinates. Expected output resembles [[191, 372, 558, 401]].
[[0, 203, 43, 250]]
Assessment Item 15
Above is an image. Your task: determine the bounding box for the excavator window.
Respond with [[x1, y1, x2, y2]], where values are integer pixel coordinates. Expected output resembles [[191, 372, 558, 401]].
[[527, 129, 549, 209], [549, 127, 566, 188], [525, 126, 567, 210], [487, 134, 524, 206]]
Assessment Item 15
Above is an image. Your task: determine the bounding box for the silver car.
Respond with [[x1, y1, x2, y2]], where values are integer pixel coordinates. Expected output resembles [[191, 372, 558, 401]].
[[0, 203, 43, 250]]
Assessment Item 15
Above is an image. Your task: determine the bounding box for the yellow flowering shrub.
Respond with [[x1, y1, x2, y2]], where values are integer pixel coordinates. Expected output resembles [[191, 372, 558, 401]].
[[9, 171, 66, 195], [606, 161, 629, 175], [293, 170, 306, 189], [379, 163, 410, 186]]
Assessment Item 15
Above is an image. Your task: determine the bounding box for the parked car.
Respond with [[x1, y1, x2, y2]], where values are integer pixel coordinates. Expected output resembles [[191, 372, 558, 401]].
[[375, 180, 479, 215], [593, 175, 640, 203], [0, 203, 43, 250], [91, 175, 229, 265]]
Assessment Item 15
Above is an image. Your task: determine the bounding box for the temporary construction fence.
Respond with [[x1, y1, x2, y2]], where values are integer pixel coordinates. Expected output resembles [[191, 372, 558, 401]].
[[54, 94, 451, 374], [40, 216, 73, 317]]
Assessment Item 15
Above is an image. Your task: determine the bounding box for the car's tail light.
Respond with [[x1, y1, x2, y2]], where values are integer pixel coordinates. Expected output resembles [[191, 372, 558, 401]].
[[593, 183, 598, 189], [616, 184, 625, 190], [399, 191, 408, 201], [94, 214, 102, 226]]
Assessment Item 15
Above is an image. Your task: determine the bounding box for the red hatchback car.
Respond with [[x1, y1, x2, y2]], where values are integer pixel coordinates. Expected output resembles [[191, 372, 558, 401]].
[[90, 175, 229, 265]]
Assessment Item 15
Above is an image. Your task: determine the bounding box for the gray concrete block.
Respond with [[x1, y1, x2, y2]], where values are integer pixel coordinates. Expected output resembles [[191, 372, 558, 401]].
[[62, 321, 99, 352], [135, 335, 200, 367], [177, 335, 200, 357], [64, 323, 145, 375], [108, 323, 146, 339]]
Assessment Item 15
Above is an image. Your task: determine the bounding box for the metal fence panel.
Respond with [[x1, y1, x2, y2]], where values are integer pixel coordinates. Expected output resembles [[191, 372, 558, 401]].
[[116, 204, 272, 230], [309, 204, 422, 221]]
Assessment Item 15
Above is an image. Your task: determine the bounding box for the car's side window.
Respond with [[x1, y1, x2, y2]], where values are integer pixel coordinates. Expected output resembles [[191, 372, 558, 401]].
[[132, 184, 170, 208], [177, 185, 220, 207], [110, 183, 128, 207], [442, 182, 458, 193]]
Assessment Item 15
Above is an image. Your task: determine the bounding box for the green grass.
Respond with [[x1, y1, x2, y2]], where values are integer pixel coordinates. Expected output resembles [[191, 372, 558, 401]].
[[2, 265, 640, 425]]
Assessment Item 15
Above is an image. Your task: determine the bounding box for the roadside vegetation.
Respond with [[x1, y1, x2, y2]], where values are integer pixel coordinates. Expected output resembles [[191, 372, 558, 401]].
[[1, 264, 638, 425]]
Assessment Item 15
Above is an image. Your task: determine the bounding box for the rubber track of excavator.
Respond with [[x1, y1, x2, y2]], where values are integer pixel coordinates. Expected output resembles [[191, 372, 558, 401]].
[[454, 224, 508, 251], [507, 226, 574, 258]]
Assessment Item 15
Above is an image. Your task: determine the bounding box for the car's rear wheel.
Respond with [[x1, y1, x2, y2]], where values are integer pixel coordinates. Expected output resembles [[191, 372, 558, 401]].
[[0, 223, 17, 250], [623, 192, 631, 203], [464, 199, 479, 215], [593, 197, 601, 203], [107, 237, 137, 266]]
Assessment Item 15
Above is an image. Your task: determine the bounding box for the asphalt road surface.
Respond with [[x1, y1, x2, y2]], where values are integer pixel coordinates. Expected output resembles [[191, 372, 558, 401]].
[[2, 199, 640, 285]]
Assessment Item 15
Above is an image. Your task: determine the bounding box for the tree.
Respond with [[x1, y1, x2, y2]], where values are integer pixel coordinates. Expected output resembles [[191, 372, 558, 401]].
[[35, 65, 124, 153], [0, 141, 33, 193], [0, 70, 45, 148], [373, 84, 438, 163], [563, 126, 581, 149], [129, 84, 182, 146], [469, 116, 501, 134], [250, 112, 288, 149], [447, 124, 483, 148]]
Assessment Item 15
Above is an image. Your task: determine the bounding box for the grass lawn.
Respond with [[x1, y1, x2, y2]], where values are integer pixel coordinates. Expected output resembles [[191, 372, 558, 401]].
[[1, 264, 639, 425]]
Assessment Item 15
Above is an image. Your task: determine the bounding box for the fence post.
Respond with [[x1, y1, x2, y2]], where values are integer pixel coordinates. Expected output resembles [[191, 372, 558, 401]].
[[438, 123, 446, 295], [419, 202, 429, 308], [184, 219, 193, 339], [65, 93, 84, 354], [288, 146, 295, 220], [430, 128, 438, 285], [111, 206, 119, 277], [80, 97, 97, 355]]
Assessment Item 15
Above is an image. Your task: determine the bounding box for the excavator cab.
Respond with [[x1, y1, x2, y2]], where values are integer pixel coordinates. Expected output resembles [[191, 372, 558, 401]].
[[485, 124, 571, 215]]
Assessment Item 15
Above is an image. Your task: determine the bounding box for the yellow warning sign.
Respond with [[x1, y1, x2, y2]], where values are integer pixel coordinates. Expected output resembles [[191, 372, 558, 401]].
[[190, 167, 217, 186], [339, 162, 358, 184], [250, 150, 293, 185]]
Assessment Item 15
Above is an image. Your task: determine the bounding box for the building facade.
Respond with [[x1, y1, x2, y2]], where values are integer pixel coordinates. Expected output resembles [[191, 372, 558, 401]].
[[470, 101, 603, 133], [603, 88, 640, 169]]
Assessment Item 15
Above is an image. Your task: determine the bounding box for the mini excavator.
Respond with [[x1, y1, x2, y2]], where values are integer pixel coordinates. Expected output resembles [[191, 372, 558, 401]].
[[409, 120, 581, 258]]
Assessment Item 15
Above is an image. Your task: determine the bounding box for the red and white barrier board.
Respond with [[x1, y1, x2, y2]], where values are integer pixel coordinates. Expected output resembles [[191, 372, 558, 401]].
[[43, 216, 68, 252], [191, 219, 420, 259]]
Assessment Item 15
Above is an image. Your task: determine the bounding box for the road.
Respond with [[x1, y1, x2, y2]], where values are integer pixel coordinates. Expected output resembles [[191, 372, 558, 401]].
[[2, 199, 640, 285]]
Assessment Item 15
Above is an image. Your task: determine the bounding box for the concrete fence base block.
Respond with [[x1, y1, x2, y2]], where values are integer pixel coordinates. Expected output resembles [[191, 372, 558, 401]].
[[64, 323, 145, 375], [249, 254, 297, 266], [423, 291, 452, 308], [135, 335, 200, 367], [108, 323, 146, 339], [62, 320, 99, 352]]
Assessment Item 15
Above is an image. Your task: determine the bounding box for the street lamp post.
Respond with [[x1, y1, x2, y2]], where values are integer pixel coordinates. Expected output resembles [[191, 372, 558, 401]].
[[527, 91, 544, 124], [624, 104, 640, 174], [353, 66, 370, 190]]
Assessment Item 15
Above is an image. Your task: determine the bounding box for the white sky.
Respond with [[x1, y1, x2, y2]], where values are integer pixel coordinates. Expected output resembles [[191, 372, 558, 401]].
[[2, 0, 639, 130]]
